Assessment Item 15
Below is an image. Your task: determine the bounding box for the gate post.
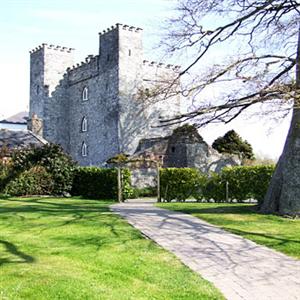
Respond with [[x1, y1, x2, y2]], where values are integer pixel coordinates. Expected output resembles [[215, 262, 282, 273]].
[[156, 161, 161, 203], [117, 167, 123, 203]]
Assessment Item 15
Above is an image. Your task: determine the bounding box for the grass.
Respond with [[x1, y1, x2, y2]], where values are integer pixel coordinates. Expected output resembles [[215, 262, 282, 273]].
[[156, 202, 300, 259], [0, 197, 224, 300]]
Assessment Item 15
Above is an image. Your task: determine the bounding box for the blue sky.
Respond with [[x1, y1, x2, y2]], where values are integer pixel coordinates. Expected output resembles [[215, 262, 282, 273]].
[[0, 0, 291, 159], [0, 0, 172, 117]]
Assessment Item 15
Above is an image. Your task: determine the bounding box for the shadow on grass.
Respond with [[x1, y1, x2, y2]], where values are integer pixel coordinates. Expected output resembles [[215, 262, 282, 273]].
[[166, 204, 258, 215], [0, 197, 146, 249], [0, 240, 35, 266], [226, 228, 300, 246], [0, 197, 111, 215]]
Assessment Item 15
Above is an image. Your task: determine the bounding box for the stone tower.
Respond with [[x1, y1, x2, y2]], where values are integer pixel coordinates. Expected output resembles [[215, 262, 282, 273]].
[[29, 44, 74, 120], [29, 24, 181, 166]]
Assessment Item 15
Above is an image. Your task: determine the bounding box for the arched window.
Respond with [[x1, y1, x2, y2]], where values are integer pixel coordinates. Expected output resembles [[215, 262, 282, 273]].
[[81, 117, 88, 132], [81, 142, 87, 157], [82, 86, 88, 101]]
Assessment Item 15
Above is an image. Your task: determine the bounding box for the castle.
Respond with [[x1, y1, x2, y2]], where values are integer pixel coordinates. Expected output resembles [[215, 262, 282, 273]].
[[28, 24, 181, 166]]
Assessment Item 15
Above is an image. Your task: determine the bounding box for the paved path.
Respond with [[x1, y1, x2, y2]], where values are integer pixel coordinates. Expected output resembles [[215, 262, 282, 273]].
[[111, 201, 300, 300]]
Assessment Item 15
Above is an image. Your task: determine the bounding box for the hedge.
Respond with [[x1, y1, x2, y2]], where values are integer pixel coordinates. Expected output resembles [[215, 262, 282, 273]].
[[160, 168, 205, 202], [159, 165, 275, 203], [71, 167, 133, 200], [216, 165, 275, 204]]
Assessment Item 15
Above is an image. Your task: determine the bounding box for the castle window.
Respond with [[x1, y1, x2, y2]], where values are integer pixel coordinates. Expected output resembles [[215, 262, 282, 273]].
[[81, 117, 88, 132], [81, 142, 87, 157], [171, 146, 176, 153], [82, 87, 88, 101], [107, 54, 110, 62], [129, 49, 131, 56], [36, 85, 40, 95]]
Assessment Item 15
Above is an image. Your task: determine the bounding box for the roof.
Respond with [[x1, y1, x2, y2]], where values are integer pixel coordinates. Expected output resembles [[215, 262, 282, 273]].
[[0, 111, 28, 125], [0, 129, 47, 150]]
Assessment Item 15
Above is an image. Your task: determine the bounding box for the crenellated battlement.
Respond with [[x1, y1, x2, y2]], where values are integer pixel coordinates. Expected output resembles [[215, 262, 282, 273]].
[[67, 55, 98, 73], [29, 43, 74, 54], [143, 60, 181, 72], [98, 23, 143, 36]]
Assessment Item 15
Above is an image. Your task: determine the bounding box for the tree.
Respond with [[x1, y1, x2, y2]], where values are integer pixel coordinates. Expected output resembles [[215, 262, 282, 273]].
[[157, 0, 300, 215], [212, 130, 255, 160]]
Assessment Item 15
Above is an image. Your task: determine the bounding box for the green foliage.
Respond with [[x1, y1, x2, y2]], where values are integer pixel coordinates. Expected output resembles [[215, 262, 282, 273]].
[[201, 173, 226, 202], [0, 163, 9, 192], [159, 165, 274, 203], [4, 166, 54, 196], [129, 186, 157, 198], [160, 168, 204, 202], [72, 167, 133, 200], [7, 144, 75, 195], [201, 165, 275, 203], [212, 130, 255, 160]]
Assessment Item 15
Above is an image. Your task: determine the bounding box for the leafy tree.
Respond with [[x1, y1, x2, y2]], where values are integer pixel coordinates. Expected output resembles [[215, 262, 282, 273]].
[[157, 0, 300, 215], [212, 130, 255, 160]]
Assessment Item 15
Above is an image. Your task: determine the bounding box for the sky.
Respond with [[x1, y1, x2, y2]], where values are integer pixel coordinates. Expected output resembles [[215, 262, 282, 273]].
[[0, 0, 291, 159]]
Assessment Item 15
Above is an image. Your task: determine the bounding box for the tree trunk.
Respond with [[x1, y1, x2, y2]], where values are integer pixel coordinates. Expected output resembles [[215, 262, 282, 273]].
[[260, 25, 300, 215]]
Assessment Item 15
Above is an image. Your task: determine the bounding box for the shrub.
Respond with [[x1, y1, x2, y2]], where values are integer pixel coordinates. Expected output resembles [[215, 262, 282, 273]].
[[202, 165, 275, 203], [5, 166, 55, 196], [0, 163, 9, 192], [72, 167, 133, 200], [9, 144, 76, 195], [129, 187, 157, 199], [202, 173, 226, 202], [159, 165, 274, 204], [160, 168, 204, 202]]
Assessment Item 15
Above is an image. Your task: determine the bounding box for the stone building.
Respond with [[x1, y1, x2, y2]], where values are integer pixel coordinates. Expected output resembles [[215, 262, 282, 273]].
[[131, 125, 240, 187], [28, 23, 181, 166]]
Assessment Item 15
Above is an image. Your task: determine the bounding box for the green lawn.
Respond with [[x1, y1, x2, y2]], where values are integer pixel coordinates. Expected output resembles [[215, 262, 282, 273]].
[[157, 203, 300, 259], [0, 197, 224, 300]]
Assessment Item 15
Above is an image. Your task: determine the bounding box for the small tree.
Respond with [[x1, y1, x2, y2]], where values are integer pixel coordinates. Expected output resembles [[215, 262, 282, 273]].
[[212, 130, 255, 160]]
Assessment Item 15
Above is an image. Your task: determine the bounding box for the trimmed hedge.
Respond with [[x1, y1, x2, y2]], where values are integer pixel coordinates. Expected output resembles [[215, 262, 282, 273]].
[[159, 166, 275, 203], [71, 167, 133, 200], [160, 168, 205, 202], [216, 165, 275, 204]]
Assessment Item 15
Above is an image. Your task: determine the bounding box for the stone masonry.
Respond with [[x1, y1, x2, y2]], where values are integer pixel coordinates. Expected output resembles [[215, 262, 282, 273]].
[[29, 24, 181, 166]]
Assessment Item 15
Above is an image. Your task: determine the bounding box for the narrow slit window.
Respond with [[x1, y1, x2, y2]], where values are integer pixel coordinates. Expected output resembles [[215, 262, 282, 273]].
[[128, 49, 131, 56], [82, 86, 88, 101], [81, 117, 88, 132], [81, 142, 87, 157]]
